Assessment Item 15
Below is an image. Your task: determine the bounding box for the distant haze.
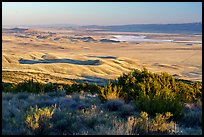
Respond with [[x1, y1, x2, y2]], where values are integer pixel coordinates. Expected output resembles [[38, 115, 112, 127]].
[[2, 2, 202, 26]]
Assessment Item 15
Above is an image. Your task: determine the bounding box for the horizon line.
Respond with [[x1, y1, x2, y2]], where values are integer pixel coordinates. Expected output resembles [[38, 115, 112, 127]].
[[2, 22, 202, 27]]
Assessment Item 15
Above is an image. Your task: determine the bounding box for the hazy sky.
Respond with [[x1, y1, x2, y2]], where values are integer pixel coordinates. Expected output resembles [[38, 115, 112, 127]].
[[2, 2, 202, 26]]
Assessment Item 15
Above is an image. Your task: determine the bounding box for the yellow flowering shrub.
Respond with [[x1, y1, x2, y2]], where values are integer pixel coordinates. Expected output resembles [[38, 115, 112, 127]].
[[25, 104, 56, 134], [149, 112, 175, 133], [99, 83, 122, 101], [128, 111, 176, 135]]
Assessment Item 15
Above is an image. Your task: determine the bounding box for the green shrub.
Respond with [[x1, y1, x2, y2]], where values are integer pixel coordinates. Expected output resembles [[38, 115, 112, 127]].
[[117, 69, 178, 102], [44, 83, 59, 92], [176, 82, 202, 103], [2, 79, 73, 94], [134, 94, 184, 120], [15, 79, 45, 93], [117, 68, 201, 103], [65, 83, 100, 94], [2, 82, 16, 93], [113, 68, 201, 119]]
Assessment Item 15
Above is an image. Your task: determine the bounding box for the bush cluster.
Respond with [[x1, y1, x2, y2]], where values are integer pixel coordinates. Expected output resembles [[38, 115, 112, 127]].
[[98, 68, 202, 119], [2, 84, 202, 135], [2, 80, 101, 94], [2, 68, 202, 120], [65, 83, 101, 94], [2, 80, 60, 94]]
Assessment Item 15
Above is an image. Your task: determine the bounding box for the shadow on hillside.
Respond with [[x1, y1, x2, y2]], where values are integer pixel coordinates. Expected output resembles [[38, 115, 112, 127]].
[[18, 58, 101, 66], [74, 75, 113, 86], [88, 55, 117, 59]]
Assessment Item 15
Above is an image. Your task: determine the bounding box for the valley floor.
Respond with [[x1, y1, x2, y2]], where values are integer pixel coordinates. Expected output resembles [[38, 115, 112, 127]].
[[2, 28, 202, 84]]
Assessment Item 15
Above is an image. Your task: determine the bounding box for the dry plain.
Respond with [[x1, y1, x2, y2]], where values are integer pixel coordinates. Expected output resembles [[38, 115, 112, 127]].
[[2, 27, 202, 85]]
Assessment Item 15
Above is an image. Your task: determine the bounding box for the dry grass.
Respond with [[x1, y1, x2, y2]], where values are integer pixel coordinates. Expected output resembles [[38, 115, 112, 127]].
[[2, 30, 202, 85]]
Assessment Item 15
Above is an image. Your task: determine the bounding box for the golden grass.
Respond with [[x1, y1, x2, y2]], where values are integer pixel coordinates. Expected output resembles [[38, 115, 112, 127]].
[[2, 31, 202, 84]]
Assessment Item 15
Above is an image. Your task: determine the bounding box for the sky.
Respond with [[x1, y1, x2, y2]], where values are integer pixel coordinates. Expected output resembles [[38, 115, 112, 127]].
[[2, 2, 202, 26]]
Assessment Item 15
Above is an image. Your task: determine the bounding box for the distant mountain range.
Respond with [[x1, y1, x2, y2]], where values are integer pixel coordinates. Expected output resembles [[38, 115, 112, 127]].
[[81, 23, 202, 34], [3, 23, 202, 35], [2, 27, 29, 33]]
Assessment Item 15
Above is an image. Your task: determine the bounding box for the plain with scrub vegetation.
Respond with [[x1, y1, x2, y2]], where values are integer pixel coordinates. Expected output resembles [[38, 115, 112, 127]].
[[2, 68, 202, 135]]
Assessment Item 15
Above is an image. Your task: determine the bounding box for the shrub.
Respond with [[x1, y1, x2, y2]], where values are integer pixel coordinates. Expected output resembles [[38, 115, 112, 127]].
[[50, 109, 83, 135], [2, 68, 202, 135], [2, 82, 16, 92], [128, 111, 176, 135], [25, 104, 56, 134], [175, 82, 201, 103], [2, 95, 31, 135], [59, 98, 77, 110], [134, 95, 184, 120], [180, 109, 202, 127], [50, 106, 112, 135], [65, 83, 101, 94], [117, 68, 201, 103], [149, 112, 175, 133], [15, 79, 45, 93], [99, 83, 122, 101], [128, 111, 149, 134], [195, 99, 202, 109], [177, 126, 202, 135], [34, 100, 56, 108], [2, 80, 70, 94], [47, 90, 66, 97], [72, 93, 81, 102], [16, 92, 30, 100], [118, 104, 135, 118], [103, 99, 125, 111], [44, 83, 59, 92], [2, 92, 13, 100], [111, 68, 201, 119]]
